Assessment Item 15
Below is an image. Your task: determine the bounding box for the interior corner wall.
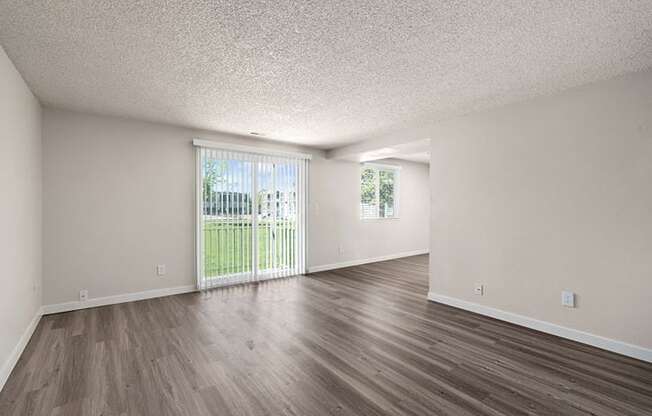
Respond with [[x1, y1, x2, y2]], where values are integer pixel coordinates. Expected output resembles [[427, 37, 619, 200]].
[[308, 157, 429, 269], [41, 108, 430, 307], [0, 46, 42, 384], [429, 69, 652, 351]]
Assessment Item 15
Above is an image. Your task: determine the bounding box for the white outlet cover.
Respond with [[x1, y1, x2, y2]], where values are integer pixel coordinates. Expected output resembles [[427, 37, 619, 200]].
[[79, 289, 88, 301], [156, 264, 166, 276], [561, 290, 575, 307], [474, 284, 484, 295]]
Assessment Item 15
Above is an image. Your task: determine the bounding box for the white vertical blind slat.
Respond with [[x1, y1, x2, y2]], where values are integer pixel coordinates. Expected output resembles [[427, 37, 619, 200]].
[[228, 151, 233, 277], [271, 156, 275, 277], [197, 148, 204, 289], [276, 163, 285, 277], [217, 149, 223, 287], [299, 160, 304, 274], [283, 161, 288, 277], [244, 157, 248, 281], [239, 157, 244, 278], [294, 160, 298, 273], [286, 160, 291, 277], [216, 150, 224, 286], [305, 159, 308, 273], [251, 158, 256, 281]]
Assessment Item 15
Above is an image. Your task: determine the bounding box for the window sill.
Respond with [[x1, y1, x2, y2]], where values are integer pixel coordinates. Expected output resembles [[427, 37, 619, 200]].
[[360, 217, 400, 221]]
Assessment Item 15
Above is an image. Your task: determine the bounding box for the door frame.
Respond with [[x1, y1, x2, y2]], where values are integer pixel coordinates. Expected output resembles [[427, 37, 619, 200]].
[[194, 139, 310, 289]]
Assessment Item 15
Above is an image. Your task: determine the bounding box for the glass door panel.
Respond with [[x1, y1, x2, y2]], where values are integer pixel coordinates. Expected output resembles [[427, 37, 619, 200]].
[[202, 155, 253, 279]]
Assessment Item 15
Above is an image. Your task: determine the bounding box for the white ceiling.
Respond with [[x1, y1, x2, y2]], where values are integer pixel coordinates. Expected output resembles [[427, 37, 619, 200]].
[[1, 1, 651, 149]]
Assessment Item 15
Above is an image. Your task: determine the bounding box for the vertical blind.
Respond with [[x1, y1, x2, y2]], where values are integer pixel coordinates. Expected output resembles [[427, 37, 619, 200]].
[[195, 141, 309, 290]]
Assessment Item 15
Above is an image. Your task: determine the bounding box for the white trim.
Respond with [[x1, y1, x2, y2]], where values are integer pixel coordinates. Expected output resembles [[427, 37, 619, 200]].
[[427, 292, 652, 363], [363, 162, 402, 171], [0, 307, 43, 392], [307, 249, 429, 273], [192, 139, 312, 160], [41, 285, 197, 315]]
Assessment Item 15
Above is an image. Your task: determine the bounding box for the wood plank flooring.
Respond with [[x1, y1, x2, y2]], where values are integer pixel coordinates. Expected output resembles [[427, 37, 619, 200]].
[[1, 254, 651, 415]]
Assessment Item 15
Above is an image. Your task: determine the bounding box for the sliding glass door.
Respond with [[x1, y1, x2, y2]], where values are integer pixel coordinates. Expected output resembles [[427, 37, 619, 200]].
[[196, 144, 308, 289]]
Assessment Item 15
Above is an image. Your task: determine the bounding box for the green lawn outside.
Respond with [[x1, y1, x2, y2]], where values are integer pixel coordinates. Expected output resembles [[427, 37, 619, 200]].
[[203, 219, 296, 277]]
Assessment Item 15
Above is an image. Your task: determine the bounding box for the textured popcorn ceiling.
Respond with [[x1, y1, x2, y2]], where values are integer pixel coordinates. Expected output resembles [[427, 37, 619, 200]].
[[1, 1, 651, 148]]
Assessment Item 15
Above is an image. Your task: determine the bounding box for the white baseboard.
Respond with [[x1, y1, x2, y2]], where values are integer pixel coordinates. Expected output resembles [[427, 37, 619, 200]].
[[41, 285, 197, 315], [307, 249, 429, 273], [427, 292, 652, 363], [0, 307, 43, 392]]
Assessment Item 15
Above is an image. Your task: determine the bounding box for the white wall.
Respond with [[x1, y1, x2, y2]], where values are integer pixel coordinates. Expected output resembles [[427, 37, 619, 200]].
[[429, 70, 652, 351], [0, 47, 42, 383], [42, 108, 429, 306], [310, 158, 429, 269]]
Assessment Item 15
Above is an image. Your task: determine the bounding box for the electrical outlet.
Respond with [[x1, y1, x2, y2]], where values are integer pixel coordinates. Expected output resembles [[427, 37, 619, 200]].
[[474, 284, 484, 296], [79, 289, 89, 301], [156, 264, 166, 276], [338, 245, 344, 255], [561, 291, 575, 308]]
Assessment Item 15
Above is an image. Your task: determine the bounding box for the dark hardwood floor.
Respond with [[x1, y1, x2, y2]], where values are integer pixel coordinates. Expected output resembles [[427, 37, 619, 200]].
[[1, 254, 651, 415]]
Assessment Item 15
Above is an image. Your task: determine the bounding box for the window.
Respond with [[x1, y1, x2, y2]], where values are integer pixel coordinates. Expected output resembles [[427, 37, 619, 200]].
[[360, 163, 399, 219]]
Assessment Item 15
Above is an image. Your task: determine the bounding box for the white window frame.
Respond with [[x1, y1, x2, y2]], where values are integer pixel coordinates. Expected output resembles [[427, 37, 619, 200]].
[[360, 162, 400, 220]]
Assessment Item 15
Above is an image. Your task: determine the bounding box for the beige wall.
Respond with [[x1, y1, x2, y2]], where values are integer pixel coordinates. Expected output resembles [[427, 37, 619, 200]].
[[429, 70, 652, 349], [0, 47, 42, 379], [42, 108, 429, 305]]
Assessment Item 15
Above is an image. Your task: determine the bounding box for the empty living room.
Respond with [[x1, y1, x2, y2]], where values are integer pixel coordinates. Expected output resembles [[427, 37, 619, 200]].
[[1, 1, 651, 415]]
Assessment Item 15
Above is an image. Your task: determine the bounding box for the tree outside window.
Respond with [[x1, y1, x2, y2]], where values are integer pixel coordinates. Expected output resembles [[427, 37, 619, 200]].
[[360, 164, 398, 219]]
